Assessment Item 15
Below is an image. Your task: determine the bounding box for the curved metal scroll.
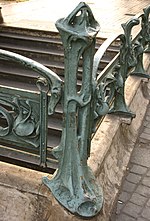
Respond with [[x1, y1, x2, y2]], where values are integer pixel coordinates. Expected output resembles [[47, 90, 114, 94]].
[[108, 17, 139, 117], [130, 5, 150, 78], [141, 6, 150, 52], [43, 2, 103, 218], [92, 34, 120, 124], [0, 49, 62, 113], [0, 49, 62, 166]]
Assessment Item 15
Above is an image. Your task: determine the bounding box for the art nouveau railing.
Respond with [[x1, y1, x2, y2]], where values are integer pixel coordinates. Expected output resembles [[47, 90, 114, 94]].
[[0, 49, 62, 167], [0, 2, 149, 218]]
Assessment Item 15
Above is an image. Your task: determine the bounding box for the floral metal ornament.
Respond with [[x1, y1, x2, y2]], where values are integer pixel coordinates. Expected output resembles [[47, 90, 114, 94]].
[[43, 2, 103, 218], [141, 5, 150, 52], [0, 49, 62, 167], [0, 2, 149, 219], [108, 17, 139, 118], [130, 5, 150, 78]]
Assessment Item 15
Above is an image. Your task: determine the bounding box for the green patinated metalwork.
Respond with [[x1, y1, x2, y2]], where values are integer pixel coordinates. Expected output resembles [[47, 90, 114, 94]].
[[0, 86, 40, 147], [109, 17, 139, 117], [0, 2, 149, 218], [130, 5, 150, 78], [43, 2, 103, 218], [92, 5, 150, 120], [0, 49, 62, 166], [92, 17, 140, 119], [141, 6, 150, 52]]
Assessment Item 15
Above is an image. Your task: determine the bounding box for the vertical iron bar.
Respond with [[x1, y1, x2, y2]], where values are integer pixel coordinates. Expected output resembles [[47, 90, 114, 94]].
[[39, 88, 48, 167]]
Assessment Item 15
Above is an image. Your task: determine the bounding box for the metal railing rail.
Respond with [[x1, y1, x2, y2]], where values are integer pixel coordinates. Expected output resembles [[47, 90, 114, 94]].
[[0, 49, 62, 168], [0, 2, 149, 218]]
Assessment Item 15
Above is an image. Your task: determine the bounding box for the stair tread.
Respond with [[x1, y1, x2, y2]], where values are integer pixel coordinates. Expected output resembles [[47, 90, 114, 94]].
[[0, 27, 121, 170], [0, 43, 64, 56]]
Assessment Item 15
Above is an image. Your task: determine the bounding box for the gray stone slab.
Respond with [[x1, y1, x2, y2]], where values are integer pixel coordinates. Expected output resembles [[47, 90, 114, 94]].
[[126, 173, 141, 184], [119, 191, 131, 203], [131, 148, 150, 168], [147, 199, 150, 207], [122, 202, 142, 218], [130, 165, 147, 175], [122, 181, 137, 193], [116, 214, 136, 221], [142, 176, 150, 188], [135, 185, 150, 197], [147, 170, 150, 177], [141, 207, 150, 220], [130, 193, 147, 206], [137, 218, 148, 221], [140, 133, 150, 141]]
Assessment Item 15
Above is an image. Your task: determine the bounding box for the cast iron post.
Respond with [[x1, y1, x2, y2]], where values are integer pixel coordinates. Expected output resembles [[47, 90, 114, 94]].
[[109, 17, 139, 117], [43, 2, 103, 218]]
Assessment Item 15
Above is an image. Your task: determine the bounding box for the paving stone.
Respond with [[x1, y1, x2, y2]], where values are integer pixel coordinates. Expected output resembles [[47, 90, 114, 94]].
[[147, 110, 150, 116], [143, 127, 150, 135], [143, 121, 150, 128], [139, 138, 150, 144], [130, 193, 147, 206], [146, 144, 150, 149], [131, 148, 150, 167], [142, 176, 150, 188], [145, 116, 150, 122], [116, 213, 136, 221], [126, 173, 141, 184], [130, 165, 147, 175], [122, 202, 142, 218], [112, 103, 150, 220], [147, 170, 150, 177], [135, 184, 150, 197], [146, 199, 150, 207], [137, 218, 149, 221], [122, 181, 136, 193], [140, 133, 150, 141], [141, 207, 150, 220], [118, 191, 131, 203]]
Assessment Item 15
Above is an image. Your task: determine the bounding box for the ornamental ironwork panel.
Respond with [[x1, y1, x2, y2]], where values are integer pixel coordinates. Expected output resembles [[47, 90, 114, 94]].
[[0, 1, 149, 219], [0, 86, 40, 148], [0, 49, 62, 167]]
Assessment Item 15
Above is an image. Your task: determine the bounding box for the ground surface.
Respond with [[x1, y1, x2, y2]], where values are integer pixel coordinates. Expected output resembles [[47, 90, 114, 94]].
[[0, 0, 150, 36]]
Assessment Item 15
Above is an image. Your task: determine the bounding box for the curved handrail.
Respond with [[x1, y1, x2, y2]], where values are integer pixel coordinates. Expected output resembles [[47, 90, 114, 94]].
[[0, 49, 63, 114], [0, 49, 62, 91], [92, 33, 121, 80]]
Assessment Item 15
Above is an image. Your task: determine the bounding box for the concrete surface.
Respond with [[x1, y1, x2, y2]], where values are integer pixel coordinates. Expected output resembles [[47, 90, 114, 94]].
[[0, 0, 150, 37]]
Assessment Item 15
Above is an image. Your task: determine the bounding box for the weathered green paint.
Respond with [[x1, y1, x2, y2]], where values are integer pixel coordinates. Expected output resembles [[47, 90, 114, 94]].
[[43, 2, 103, 218]]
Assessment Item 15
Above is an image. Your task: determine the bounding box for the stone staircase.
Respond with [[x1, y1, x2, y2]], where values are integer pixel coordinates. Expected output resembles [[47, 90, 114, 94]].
[[0, 25, 120, 171]]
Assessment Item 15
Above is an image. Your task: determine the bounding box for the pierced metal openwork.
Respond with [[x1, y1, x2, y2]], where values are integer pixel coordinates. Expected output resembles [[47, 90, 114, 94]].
[[0, 2, 149, 218], [0, 49, 62, 167]]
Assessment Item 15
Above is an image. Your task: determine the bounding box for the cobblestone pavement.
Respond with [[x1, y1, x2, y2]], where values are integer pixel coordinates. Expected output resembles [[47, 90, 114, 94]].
[[111, 101, 150, 221]]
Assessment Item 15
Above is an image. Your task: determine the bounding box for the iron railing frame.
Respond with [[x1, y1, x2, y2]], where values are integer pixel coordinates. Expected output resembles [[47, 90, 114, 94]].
[[0, 2, 149, 218]]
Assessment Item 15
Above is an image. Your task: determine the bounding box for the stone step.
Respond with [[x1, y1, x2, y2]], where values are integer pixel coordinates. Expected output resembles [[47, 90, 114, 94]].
[[0, 26, 120, 170]]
